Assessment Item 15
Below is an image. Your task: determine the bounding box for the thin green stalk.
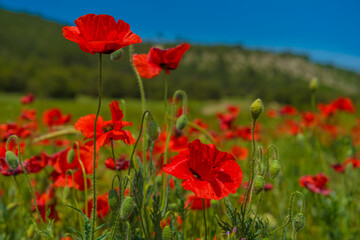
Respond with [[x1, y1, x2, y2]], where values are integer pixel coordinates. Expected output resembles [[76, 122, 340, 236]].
[[7, 135, 51, 238], [241, 119, 257, 228], [127, 111, 153, 175], [75, 141, 88, 217], [91, 53, 102, 240], [111, 139, 120, 178], [129, 45, 147, 166], [202, 199, 208, 240]]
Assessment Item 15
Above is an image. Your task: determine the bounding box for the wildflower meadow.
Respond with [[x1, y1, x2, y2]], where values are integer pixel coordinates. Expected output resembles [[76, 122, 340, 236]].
[[0, 13, 359, 240]]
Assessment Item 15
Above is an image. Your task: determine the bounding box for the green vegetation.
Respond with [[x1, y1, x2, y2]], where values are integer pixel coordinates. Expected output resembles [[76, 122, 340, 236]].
[[1, 9, 359, 104]]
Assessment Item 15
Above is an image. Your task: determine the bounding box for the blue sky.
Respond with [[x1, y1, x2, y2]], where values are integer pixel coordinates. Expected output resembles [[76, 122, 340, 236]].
[[1, 0, 359, 72]]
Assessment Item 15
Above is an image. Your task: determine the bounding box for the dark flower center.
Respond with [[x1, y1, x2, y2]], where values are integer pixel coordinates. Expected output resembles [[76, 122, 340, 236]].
[[102, 123, 114, 133], [189, 168, 201, 179]]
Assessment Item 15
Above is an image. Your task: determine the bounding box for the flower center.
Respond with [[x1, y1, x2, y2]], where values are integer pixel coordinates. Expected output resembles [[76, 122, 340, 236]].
[[189, 168, 201, 180], [102, 123, 114, 133]]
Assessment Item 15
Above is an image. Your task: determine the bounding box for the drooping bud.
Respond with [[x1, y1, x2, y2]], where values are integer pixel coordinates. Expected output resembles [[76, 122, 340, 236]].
[[270, 160, 281, 179], [250, 99, 264, 120], [253, 175, 265, 194], [110, 48, 124, 61], [67, 148, 75, 164], [108, 189, 120, 212], [293, 212, 305, 232], [162, 226, 173, 240], [147, 120, 160, 142], [176, 115, 187, 130], [120, 196, 134, 219], [5, 151, 19, 170], [309, 78, 318, 92]]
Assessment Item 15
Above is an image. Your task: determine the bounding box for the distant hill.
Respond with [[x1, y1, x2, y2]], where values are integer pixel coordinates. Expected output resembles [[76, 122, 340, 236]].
[[1, 9, 359, 104]]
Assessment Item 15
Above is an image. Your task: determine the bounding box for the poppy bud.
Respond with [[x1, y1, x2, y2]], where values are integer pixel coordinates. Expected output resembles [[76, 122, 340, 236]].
[[27, 224, 35, 238], [5, 151, 19, 170], [253, 175, 265, 194], [250, 99, 263, 120], [63, 186, 70, 199], [147, 120, 160, 142], [168, 203, 178, 211], [108, 189, 120, 212], [293, 212, 305, 232], [120, 196, 134, 219], [110, 48, 124, 61], [67, 148, 75, 164], [176, 115, 187, 130], [270, 160, 281, 179], [162, 226, 173, 240], [309, 78, 318, 92]]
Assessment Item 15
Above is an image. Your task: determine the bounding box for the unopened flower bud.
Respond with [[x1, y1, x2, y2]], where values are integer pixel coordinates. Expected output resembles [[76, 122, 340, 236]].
[[5, 151, 19, 170], [27, 224, 35, 238], [309, 78, 318, 92], [270, 160, 281, 179], [108, 189, 120, 212], [110, 48, 124, 61], [148, 120, 160, 142], [293, 212, 305, 232], [176, 115, 187, 130], [63, 186, 70, 199], [162, 226, 173, 240], [120, 196, 134, 219], [253, 175, 265, 194], [67, 148, 75, 164], [250, 99, 263, 120]]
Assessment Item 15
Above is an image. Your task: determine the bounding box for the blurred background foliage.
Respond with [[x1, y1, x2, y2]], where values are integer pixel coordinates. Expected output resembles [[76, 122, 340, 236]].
[[0, 9, 359, 105]]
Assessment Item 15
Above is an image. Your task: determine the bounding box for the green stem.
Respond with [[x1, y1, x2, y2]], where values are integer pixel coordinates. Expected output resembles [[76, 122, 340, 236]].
[[111, 139, 120, 178], [202, 199, 208, 240], [129, 45, 147, 167], [161, 90, 187, 211], [128, 111, 153, 175], [241, 119, 257, 228], [75, 141, 88, 218], [91, 53, 102, 240], [6, 135, 49, 236]]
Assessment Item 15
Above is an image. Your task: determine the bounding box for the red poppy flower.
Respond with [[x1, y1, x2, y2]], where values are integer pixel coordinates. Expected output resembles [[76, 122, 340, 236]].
[[231, 146, 248, 160], [299, 173, 331, 195], [317, 103, 337, 118], [331, 97, 355, 113], [63, 14, 141, 54], [331, 163, 345, 173], [163, 139, 243, 200], [33, 188, 58, 221], [42, 108, 71, 127], [189, 118, 209, 134], [301, 112, 317, 128], [185, 195, 211, 210], [105, 155, 130, 171], [279, 105, 297, 116], [264, 183, 273, 191], [85, 193, 110, 219], [75, 100, 135, 151], [20, 109, 37, 121], [133, 43, 190, 79], [20, 93, 35, 104], [344, 157, 360, 169]]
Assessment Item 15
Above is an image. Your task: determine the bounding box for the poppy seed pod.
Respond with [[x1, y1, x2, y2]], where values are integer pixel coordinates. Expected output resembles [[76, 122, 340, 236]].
[[110, 48, 124, 61], [66, 148, 75, 164], [253, 175, 265, 195], [293, 212, 305, 232], [162, 226, 173, 240], [147, 120, 160, 142], [5, 151, 19, 170], [108, 189, 120, 211], [120, 196, 134, 219], [250, 99, 264, 120], [270, 160, 281, 179], [176, 115, 187, 130], [309, 78, 318, 92]]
